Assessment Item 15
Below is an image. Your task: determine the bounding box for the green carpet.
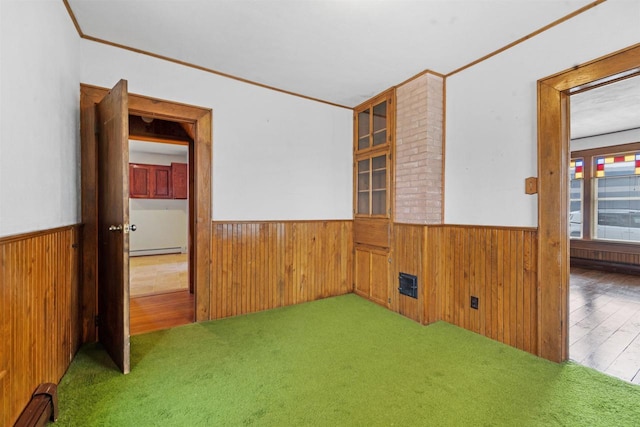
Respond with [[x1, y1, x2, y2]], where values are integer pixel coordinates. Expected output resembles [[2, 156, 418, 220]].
[[56, 294, 640, 426]]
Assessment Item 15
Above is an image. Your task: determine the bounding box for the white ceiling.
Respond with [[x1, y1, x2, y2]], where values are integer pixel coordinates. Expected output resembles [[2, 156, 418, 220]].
[[67, 0, 639, 138], [571, 75, 640, 139], [130, 140, 188, 156]]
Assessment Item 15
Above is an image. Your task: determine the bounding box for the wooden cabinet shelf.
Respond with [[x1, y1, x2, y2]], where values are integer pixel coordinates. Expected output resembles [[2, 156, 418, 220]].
[[129, 162, 187, 199]]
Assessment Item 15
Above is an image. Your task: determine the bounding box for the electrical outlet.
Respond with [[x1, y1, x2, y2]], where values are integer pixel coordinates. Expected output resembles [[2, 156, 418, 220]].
[[470, 296, 479, 310]]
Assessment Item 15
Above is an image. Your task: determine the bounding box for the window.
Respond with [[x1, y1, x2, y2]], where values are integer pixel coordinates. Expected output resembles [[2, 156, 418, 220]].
[[569, 159, 583, 238], [571, 143, 640, 243]]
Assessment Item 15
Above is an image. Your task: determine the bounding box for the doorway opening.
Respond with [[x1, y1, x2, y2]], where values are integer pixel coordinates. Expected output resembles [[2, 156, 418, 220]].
[[80, 82, 212, 373], [567, 74, 640, 383], [537, 43, 640, 363], [127, 117, 194, 334]]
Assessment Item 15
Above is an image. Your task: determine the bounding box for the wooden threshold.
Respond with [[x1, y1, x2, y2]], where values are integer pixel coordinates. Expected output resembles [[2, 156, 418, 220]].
[[130, 290, 194, 335]]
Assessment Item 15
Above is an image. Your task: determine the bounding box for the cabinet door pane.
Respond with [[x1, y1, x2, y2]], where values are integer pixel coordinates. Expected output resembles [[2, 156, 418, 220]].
[[372, 154, 386, 171], [371, 155, 386, 215], [358, 192, 370, 215], [358, 109, 370, 150], [372, 101, 387, 147], [372, 190, 386, 215], [357, 159, 370, 215]]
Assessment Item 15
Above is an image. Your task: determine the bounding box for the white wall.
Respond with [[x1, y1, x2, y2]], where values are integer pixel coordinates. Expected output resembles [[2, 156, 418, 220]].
[[129, 149, 188, 255], [571, 128, 640, 152], [0, 0, 80, 236], [445, 0, 640, 227], [79, 40, 353, 222]]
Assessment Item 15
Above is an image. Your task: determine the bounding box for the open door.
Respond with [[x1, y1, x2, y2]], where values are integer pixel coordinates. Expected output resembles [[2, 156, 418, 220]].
[[97, 79, 131, 374]]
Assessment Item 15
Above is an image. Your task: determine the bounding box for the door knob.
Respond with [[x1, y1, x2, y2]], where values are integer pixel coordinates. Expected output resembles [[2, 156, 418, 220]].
[[130, 224, 137, 232], [108, 224, 123, 232]]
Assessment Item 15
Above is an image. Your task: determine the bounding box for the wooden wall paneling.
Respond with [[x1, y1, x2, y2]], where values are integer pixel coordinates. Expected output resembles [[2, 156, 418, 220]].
[[392, 224, 424, 324], [0, 226, 81, 427], [422, 225, 538, 355], [211, 221, 352, 320], [1, 244, 7, 427]]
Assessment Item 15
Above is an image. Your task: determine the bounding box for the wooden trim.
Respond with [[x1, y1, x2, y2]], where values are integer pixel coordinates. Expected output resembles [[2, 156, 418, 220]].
[[540, 43, 640, 89], [537, 43, 640, 362], [446, 0, 606, 77], [212, 219, 351, 225], [572, 141, 640, 158], [129, 135, 191, 146], [0, 224, 81, 245], [63, 2, 349, 109], [421, 223, 538, 232], [80, 83, 213, 343], [79, 35, 350, 110], [62, 0, 83, 37], [441, 77, 447, 223], [569, 70, 640, 96]]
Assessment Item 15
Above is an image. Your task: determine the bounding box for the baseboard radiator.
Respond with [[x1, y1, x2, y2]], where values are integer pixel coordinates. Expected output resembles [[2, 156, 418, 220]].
[[14, 383, 58, 427]]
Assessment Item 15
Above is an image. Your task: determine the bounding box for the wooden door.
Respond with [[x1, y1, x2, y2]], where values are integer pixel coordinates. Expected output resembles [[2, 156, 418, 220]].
[[97, 79, 131, 374]]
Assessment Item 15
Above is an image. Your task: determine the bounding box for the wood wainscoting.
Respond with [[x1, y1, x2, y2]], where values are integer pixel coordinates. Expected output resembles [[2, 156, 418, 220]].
[[391, 224, 539, 355], [0, 225, 81, 427], [211, 220, 353, 320], [571, 240, 640, 274]]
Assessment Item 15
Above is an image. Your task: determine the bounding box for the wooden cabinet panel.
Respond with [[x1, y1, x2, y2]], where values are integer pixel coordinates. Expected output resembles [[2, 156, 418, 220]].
[[355, 248, 371, 295], [153, 166, 172, 198], [129, 165, 150, 198], [129, 162, 188, 199], [370, 251, 389, 305], [355, 246, 389, 307], [354, 218, 390, 248], [171, 162, 188, 199]]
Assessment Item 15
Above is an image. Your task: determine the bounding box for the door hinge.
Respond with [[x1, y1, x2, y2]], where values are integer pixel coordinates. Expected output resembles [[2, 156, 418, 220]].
[[95, 315, 99, 327]]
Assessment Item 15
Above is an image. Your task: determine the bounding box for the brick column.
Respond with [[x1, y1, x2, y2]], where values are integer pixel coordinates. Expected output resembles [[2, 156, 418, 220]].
[[395, 73, 443, 224]]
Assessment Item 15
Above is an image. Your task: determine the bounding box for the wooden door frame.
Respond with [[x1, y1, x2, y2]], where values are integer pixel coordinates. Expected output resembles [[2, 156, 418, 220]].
[[537, 43, 640, 362], [80, 83, 212, 343]]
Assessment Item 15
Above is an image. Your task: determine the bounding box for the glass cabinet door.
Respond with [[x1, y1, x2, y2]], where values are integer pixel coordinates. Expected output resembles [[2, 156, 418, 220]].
[[358, 109, 370, 151], [357, 159, 370, 215], [354, 90, 393, 219], [372, 101, 387, 147], [371, 154, 387, 215]]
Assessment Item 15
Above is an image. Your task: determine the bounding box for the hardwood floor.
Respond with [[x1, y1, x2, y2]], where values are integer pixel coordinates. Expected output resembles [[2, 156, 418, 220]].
[[130, 290, 194, 335], [570, 267, 640, 384], [130, 253, 188, 297], [129, 253, 193, 335]]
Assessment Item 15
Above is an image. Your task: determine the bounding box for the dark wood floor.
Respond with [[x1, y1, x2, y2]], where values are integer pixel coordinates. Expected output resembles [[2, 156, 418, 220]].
[[570, 267, 640, 384], [130, 290, 194, 335]]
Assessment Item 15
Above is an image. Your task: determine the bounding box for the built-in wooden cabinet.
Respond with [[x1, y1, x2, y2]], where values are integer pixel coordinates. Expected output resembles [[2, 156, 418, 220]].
[[355, 93, 392, 218], [355, 247, 391, 306], [353, 89, 395, 307], [171, 162, 188, 199], [129, 162, 187, 199]]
